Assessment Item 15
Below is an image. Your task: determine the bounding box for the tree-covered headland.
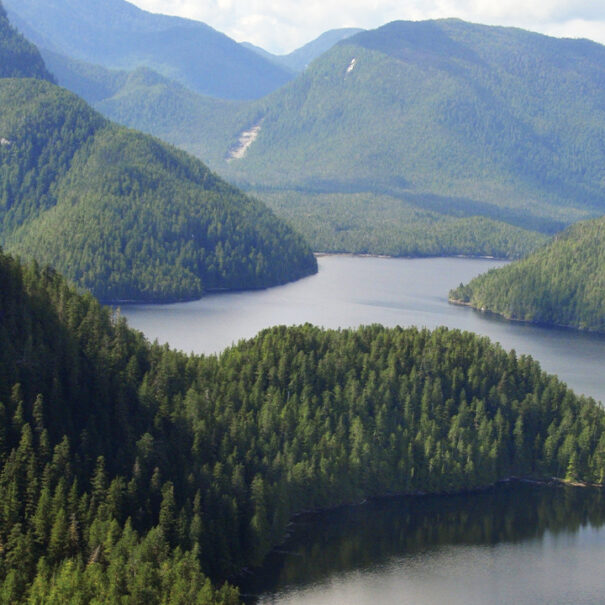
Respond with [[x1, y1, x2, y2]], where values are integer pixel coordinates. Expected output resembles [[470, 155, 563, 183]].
[[450, 216, 605, 333]]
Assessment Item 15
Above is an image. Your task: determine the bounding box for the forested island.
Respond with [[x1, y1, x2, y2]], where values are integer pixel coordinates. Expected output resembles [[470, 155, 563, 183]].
[[450, 216, 605, 333], [0, 4, 316, 303], [1, 247, 605, 602]]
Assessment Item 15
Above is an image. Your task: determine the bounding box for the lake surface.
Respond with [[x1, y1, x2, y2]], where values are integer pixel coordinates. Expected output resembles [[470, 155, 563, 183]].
[[238, 482, 605, 605], [123, 256, 605, 403]]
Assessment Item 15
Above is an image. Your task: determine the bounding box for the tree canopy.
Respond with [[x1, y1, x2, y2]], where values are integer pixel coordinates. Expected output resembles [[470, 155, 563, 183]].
[[0, 1, 53, 81], [450, 216, 605, 332]]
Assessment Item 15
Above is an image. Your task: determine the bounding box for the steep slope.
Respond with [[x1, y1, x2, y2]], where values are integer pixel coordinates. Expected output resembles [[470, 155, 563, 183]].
[[39, 48, 244, 162], [450, 216, 605, 332], [0, 77, 317, 303], [0, 1, 53, 80], [3, 0, 293, 99], [1, 249, 605, 601], [209, 21, 604, 257]]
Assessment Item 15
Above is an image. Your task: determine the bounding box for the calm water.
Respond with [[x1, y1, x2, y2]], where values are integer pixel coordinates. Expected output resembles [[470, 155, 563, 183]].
[[122, 256, 605, 603], [239, 482, 605, 605], [123, 256, 605, 403]]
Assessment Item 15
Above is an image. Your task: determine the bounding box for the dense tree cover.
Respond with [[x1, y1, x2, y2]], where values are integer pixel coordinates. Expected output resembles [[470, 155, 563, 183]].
[[0, 251, 239, 603], [0, 2, 53, 81], [3, 0, 293, 100], [0, 77, 316, 302], [221, 21, 605, 218], [39, 51, 246, 165], [450, 216, 605, 332], [256, 190, 547, 259], [44, 19, 605, 258], [1, 249, 605, 601]]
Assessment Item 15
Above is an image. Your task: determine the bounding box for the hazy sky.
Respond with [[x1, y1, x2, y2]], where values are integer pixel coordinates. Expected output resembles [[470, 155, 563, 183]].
[[129, 0, 605, 54]]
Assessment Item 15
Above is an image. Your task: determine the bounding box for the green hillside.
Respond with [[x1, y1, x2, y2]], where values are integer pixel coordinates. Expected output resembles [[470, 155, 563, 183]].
[[39, 49, 244, 162], [221, 21, 605, 224], [450, 216, 605, 332], [0, 77, 317, 303], [3, 0, 293, 99], [1, 249, 605, 601], [45, 19, 605, 258], [0, 1, 52, 80]]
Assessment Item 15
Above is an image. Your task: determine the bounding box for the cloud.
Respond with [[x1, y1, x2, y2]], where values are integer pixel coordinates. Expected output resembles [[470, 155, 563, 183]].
[[130, 0, 605, 53]]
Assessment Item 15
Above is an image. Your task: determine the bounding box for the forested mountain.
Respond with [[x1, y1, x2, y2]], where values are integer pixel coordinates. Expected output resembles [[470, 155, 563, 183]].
[[0, 81, 317, 303], [242, 28, 365, 72], [3, 0, 293, 99], [450, 216, 605, 333], [0, 5, 316, 303], [46, 19, 605, 258], [1, 249, 605, 601], [39, 48, 244, 158], [216, 20, 605, 233], [0, 1, 52, 80]]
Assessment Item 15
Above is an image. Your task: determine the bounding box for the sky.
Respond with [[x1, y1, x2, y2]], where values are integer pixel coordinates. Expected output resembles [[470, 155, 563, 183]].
[[129, 0, 605, 54]]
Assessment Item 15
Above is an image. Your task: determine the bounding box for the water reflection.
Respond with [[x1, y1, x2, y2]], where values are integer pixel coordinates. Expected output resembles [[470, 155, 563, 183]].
[[240, 483, 605, 604]]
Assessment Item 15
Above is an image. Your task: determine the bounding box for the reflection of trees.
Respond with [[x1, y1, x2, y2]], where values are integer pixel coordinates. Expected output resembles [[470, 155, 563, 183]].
[[242, 483, 605, 597]]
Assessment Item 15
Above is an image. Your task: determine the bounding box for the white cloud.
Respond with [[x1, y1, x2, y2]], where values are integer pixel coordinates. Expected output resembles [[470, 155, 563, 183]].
[[129, 0, 605, 53]]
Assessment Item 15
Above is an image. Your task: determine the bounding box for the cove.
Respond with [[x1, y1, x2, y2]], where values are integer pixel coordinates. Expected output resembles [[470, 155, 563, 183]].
[[121, 255, 605, 604]]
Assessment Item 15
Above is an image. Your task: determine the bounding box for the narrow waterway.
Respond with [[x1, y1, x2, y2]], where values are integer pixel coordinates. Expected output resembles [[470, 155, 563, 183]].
[[123, 256, 605, 403]]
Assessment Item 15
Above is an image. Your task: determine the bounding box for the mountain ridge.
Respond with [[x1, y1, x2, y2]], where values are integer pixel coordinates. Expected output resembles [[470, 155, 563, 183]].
[[242, 27, 365, 72], [42, 18, 605, 258], [3, 0, 294, 99], [0, 0, 53, 80]]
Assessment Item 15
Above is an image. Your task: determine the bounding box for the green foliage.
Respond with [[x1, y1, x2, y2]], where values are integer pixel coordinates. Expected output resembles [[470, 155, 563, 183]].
[[256, 190, 547, 258], [450, 216, 605, 332], [0, 1, 53, 81], [225, 20, 605, 217], [1, 250, 605, 601], [0, 78, 317, 302]]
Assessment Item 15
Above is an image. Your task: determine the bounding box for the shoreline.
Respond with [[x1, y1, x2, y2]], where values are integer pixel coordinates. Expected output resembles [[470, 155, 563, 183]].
[[233, 475, 603, 583], [448, 298, 605, 336], [109, 255, 506, 307], [314, 251, 508, 261]]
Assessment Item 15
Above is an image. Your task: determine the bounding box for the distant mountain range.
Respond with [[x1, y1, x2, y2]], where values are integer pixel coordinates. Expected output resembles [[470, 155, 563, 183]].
[[219, 21, 605, 227], [450, 216, 605, 333], [242, 28, 364, 72], [17, 9, 605, 259], [0, 5, 316, 302], [3, 0, 294, 99]]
